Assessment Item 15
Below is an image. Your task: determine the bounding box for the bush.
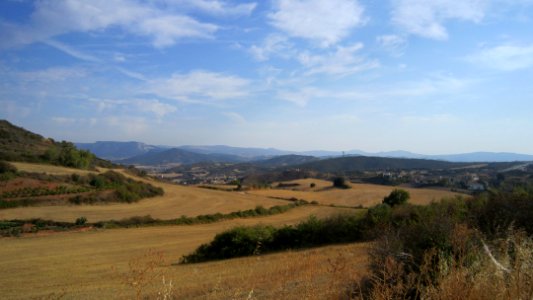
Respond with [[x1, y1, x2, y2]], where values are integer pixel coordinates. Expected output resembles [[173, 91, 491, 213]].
[[180, 225, 277, 263], [181, 213, 365, 264], [75, 217, 87, 226], [332, 176, 350, 189], [383, 189, 410, 207]]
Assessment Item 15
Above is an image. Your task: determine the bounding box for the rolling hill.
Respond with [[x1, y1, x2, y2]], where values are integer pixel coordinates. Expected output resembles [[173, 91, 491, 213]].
[[292, 155, 465, 173], [117, 148, 249, 166], [74, 140, 533, 163], [0, 120, 111, 168], [75, 141, 165, 161], [0, 120, 57, 162]]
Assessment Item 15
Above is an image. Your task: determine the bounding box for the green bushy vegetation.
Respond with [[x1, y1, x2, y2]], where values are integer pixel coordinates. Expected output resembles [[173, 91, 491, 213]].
[[0, 161, 17, 181], [0, 218, 87, 237], [94, 203, 299, 228], [332, 176, 350, 189], [382, 188, 410, 207], [68, 171, 164, 204], [180, 213, 365, 263], [180, 181, 533, 297], [0, 170, 163, 209], [2, 185, 90, 199]]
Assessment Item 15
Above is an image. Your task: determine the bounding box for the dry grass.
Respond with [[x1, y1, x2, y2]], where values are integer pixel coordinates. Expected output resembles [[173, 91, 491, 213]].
[[274, 178, 333, 191], [0, 205, 359, 299], [249, 180, 464, 207], [0, 164, 290, 222], [11, 162, 97, 176], [172, 242, 369, 299]]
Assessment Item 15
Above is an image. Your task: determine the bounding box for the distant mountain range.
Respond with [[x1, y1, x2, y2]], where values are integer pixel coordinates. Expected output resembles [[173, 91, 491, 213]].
[[75, 141, 165, 161], [117, 148, 249, 166], [345, 150, 533, 163], [75, 141, 533, 165]]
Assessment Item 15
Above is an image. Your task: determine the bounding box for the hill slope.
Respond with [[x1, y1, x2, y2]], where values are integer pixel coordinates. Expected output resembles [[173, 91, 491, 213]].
[[295, 156, 465, 172], [0, 120, 56, 162], [76, 141, 164, 161], [118, 148, 249, 166], [0, 120, 113, 168]]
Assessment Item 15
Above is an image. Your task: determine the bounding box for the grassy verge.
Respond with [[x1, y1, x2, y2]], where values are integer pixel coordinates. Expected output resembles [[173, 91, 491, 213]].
[[0, 203, 302, 237]]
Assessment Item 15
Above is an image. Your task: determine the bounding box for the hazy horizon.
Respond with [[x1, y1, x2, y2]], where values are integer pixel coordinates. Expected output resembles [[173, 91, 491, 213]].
[[1, 1, 533, 154]]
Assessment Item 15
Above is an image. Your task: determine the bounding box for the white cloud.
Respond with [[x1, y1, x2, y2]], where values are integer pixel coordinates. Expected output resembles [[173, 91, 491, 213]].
[[44, 39, 100, 62], [0, 0, 218, 49], [164, 0, 257, 16], [17, 67, 88, 83], [277, 87, 325, 106], [136, 99, 177, 118], [90, 98, 177, 117], [149, 71, 251, 103], [105, 116, 149, 138], [391, 0, 487, 40], [249, 34, 294, 61], [297, 43, 379, 76], [136, 15, 217, 48], [268, 0, 366, 47], [467, 44, 533, 71], [376, 35, 407, 56]]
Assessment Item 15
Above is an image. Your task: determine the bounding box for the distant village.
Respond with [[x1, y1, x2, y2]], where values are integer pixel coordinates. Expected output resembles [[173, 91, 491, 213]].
[[143, 162, 533, 194]]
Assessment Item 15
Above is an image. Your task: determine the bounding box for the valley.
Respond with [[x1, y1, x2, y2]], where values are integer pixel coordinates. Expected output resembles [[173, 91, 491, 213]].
[[2, 120, 533, 299]]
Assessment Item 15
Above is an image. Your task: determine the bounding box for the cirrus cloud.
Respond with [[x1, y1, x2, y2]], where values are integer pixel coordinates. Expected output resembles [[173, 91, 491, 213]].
[[391, 0, 487, 40], [0, 0, 218, 49], [149, 71, 251, 103], [268, 0, 366, 47]]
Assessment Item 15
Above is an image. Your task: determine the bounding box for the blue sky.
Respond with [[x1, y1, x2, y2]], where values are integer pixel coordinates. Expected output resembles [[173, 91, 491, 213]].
[[1, 0, 533, 154]]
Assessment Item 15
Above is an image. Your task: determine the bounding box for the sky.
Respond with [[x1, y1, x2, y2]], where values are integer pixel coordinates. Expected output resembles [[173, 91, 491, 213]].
[[1, 0, 533, 154]]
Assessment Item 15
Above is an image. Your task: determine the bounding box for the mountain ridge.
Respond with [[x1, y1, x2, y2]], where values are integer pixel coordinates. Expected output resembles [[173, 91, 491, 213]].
[[76, 141, 533, 163]]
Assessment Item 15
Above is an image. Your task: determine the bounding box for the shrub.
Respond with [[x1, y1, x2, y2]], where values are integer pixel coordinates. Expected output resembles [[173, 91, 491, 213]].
[[180, 225, 276, 263], [383, 189, 410, 207], [181, 213, 365, 264], [75, 217, 87, 226], [332, 176, 350, 189]]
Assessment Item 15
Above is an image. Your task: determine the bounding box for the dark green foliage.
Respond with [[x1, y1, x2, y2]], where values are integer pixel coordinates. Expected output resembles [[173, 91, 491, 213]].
[[0, 203, 300, 236], [383, 188, 410, 207], [1, 170, 163, 208], [332, 176, 350, 189], [468, 185, 533, 236], [75, 217, 87, 225], [0, 161, 17, 173], [0, 120, 114, 169], [181, 213, 364, 263], [0, 198, 40, 209], [95, 204, 298, 229], [0, 161, 17, 181], [2, 185, 90, 199], [0, 218, 86, 237]]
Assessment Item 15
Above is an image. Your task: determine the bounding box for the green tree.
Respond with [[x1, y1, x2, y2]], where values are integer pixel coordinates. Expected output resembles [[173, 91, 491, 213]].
[[332, 177, 349, 189], [383, 189, 410, 207]]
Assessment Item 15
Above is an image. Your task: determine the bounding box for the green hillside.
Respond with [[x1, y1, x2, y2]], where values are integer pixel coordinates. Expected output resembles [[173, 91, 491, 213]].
[[0, 120, 110, 169]]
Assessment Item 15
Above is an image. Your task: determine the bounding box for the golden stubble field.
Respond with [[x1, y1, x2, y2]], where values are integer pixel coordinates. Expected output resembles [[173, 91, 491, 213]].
[[249, 178, 465, 207], [0, 206, 363, 299], [0, 163, 461, 299], [0, 164, 289, 222]]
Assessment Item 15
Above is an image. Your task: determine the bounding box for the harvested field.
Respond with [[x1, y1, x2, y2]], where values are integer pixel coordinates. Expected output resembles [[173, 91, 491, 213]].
[[0, 205, 362, 299], [248, 180, 465, 207], [0, 163, 289, 222], [10, 162, 97, 175]]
